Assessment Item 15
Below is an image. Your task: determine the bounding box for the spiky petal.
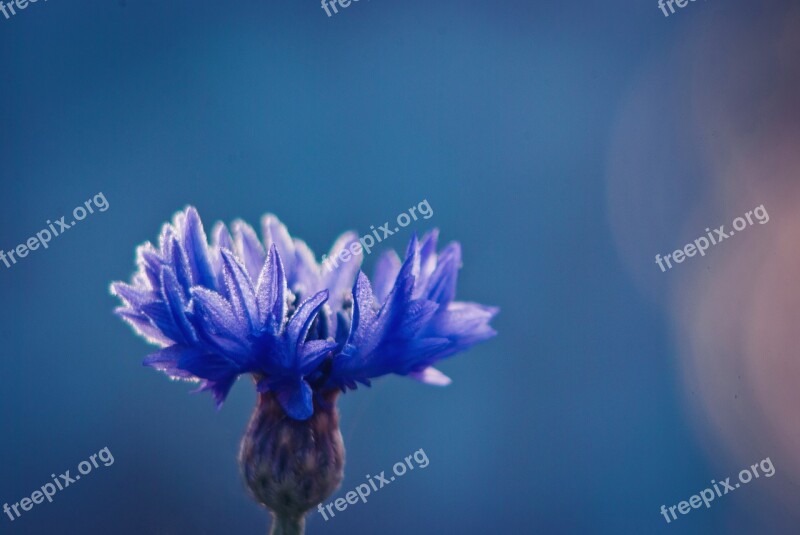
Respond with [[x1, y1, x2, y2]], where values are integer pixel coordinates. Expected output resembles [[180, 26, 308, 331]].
[[111, 207, 497, 417]]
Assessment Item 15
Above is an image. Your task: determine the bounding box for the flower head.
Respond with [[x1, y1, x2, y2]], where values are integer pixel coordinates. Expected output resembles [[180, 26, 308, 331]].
[[111, 207, 497, 420]]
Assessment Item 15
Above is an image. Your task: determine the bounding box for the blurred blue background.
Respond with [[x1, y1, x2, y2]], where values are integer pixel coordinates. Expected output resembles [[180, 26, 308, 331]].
[[1, 0, 797, 533]]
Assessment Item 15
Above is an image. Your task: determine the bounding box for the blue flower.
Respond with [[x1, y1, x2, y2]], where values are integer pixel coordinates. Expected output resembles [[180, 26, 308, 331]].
[[111, 207, 497, 420]]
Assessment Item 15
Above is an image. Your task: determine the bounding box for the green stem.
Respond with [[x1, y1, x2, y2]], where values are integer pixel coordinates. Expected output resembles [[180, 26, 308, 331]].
[[269, 514, 305, 535]]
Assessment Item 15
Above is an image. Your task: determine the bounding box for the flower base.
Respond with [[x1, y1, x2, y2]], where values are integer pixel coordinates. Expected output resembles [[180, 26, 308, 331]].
[[239, 390, 345, 535]]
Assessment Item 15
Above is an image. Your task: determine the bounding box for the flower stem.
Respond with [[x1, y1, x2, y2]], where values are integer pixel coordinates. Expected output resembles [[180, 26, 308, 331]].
[[270, 514, 305, 535]]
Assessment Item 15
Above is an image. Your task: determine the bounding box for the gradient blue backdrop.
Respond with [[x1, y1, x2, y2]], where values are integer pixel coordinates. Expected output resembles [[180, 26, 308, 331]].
[[0, 1, 793, 534]]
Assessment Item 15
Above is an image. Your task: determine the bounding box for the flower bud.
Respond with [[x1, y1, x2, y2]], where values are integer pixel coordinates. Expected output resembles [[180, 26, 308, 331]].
[[239, 390, 344, 534]]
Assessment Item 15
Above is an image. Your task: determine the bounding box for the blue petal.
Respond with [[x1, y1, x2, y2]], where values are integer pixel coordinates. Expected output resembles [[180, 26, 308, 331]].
[[348, 272, 377, 347], [182, 207, 216, 289], [255, 245, 287, 332], [160, 267, 196, 344], [115, 308, 172, 346], [415, 229, 440, 296], [321, 232, 363, 311], [372, 250, 401, 304], [168, 236, 193, 296], [392, 299, 440, 339], [261, 214, 296, 283], [177, 349, 239, 383], [275, 380, 314, 420], [392, 337, 451, 373], [299, 339, 337, 374], [286, 290, 329, 350], [220, 249, 258, 332], [233, 220, 266, 280], [110, 282, 156, 311], [426, 242, 461, 304], [195, 377, 238, 409], [143, 345, 199, 380], [211, 222, 234, 297], [136, 243, 164, 290], [189, 287, 250, 356], [408, 366, 452, 386], [158, 223, 175, 255], [292, 239, 322, 299], [140, 301, 186, 344], [212, 221, 234, 252], [429, 302, 499, 356]]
